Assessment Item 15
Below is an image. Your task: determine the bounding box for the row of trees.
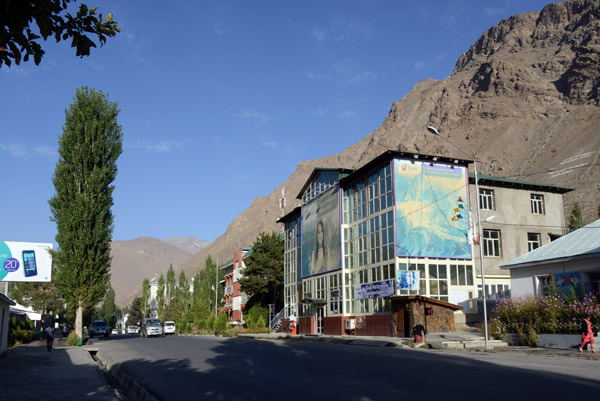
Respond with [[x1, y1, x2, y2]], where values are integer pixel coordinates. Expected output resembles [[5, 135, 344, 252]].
[[126, 232, 284, 333], [125, 256, 224, 332]]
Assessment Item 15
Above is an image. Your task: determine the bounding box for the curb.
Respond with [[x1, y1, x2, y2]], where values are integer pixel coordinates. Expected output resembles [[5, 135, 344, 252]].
[[95, 350, 159, 401]]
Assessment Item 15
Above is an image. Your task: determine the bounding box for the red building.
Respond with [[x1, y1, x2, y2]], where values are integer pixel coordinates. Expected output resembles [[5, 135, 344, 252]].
[[221, 247, 251, 322]]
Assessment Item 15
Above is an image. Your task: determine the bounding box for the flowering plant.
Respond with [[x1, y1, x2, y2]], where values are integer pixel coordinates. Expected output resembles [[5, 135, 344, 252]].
[[488, 293, 600, 346]]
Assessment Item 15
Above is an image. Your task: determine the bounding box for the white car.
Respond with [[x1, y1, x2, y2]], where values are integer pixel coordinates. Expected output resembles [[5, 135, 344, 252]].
[[164, 321, 176, 335], [141, 318, 163, 338], [111, 328, 119, 335], [127, 325, 139, 335]]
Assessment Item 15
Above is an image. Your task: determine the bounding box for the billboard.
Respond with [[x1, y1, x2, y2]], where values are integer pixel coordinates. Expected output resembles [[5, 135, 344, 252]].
[[301, 186, 342, 278], [394, 159, 471, 259], [355, 279, 395, 300], [0, 242, 53, 282]]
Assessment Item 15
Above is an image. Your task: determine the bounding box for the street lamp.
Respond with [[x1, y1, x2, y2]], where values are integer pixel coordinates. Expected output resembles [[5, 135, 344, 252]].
[[426, 125, 489, 349], [195, 244, 219, 319]]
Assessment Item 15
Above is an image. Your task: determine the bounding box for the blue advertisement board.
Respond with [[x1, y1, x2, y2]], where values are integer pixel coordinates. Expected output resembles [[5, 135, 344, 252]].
[[0, 241, 53, 282]]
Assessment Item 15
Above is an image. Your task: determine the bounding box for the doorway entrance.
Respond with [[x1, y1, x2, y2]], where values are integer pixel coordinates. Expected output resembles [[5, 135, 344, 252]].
[[316, 306, 325, 334]]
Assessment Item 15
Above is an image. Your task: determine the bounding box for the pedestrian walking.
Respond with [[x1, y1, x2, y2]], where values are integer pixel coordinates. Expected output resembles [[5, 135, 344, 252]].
[[413, 321, 427, 343], [44, 324, 55, 352], [578, 314, 596, 352]]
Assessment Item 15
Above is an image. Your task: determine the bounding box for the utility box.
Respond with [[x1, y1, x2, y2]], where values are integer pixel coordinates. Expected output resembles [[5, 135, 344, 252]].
[[345, 319, 356, 330]]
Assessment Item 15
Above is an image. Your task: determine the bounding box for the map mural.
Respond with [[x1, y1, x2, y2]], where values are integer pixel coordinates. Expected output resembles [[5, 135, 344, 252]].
[[394, 159, 472, 259]]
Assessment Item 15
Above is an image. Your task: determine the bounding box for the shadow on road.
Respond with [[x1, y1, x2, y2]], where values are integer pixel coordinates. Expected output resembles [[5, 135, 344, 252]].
[[105, 337, 600, 401]]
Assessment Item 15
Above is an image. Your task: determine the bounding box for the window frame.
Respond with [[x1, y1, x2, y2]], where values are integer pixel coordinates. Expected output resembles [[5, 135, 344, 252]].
[[527, 232, 541, 252], [530, 193, 545, 215], [483, 229, 502, 257], [479, 188, 495, 211]]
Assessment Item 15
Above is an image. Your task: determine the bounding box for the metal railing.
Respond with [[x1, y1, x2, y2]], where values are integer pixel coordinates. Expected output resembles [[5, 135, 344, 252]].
[[269, 309, 284, 332]]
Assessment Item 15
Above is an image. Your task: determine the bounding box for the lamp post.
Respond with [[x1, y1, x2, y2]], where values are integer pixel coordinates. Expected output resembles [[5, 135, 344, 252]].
[[195, 244, 219, 319], [426, 125, 489, 349]]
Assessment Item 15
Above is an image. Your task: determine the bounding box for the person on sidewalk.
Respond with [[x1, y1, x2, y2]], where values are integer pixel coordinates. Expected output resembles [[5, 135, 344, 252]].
[[44, 324, 55, 352], [578, 314, 596, 353], [413, 322, 427, 343]]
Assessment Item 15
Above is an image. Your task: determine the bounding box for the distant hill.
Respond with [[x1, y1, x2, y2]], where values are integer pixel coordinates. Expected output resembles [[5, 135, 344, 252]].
[[163, 236, 209, 254], [178, 0, 600, 279], [110, 237, 197, 306]]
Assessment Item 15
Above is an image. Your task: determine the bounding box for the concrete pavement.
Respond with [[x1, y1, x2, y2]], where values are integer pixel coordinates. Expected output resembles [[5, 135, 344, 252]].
[[0, 338, 123, 401]]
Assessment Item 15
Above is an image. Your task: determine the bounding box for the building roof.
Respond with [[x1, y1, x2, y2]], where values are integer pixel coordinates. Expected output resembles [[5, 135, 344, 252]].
[[470, 173, 573, 194], [0, 292, 16, 306], [296, 168, 354, 201], [384, 295, 463, 310], [501, 219, 600, 269], [340, 150, 471, 187], [277, 205, 301, 224]]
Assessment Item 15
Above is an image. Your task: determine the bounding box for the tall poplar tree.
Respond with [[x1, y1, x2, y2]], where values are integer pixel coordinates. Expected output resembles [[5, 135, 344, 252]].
[[99, 285, 116, 327], [49, 87, 122, 338], [141, 278, 150, 317], [156, 274, 165, 320]]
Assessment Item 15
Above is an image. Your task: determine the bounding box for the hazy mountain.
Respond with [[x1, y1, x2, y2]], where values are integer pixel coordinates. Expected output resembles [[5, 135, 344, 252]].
[[110, 237, 193, 306], [179, 0, 600, 278], [163, 237, 209, 254]]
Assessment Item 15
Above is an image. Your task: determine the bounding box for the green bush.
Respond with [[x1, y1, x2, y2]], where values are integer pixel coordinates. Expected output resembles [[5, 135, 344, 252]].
[[213, 312, 228, 335], [7, 316, 37, 347], [244, 305, 268, 329], [66, 332, 80, 346]]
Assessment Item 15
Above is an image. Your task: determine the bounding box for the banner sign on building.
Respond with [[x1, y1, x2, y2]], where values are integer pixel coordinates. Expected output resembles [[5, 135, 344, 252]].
[[354, 279, 395, 300], [555, 272, 581, 299], [397, 270, 420, 290], [0, 241, 53, 282], [394, 159, 472, 259], [301, 186, 342, 278]]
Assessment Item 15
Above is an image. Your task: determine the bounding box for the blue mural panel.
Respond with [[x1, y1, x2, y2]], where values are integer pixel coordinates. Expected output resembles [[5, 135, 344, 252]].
[[394, 159, 471, 259]]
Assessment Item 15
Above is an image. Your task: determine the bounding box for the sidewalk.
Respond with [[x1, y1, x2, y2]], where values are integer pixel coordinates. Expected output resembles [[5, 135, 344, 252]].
[[237, 330, 600, 358], [0, 338, 121, 401]]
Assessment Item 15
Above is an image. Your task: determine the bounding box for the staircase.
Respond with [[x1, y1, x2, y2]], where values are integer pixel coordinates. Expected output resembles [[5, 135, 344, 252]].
[[269, 309, 284, 332]]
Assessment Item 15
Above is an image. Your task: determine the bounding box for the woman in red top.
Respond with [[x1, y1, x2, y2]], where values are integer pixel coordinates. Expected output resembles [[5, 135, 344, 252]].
[[579, 315, 596, 352]]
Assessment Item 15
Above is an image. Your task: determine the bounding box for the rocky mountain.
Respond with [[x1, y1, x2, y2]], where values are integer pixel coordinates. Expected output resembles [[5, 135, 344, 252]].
[[110, 237, 194, 306], [179, 0, 600, 278]]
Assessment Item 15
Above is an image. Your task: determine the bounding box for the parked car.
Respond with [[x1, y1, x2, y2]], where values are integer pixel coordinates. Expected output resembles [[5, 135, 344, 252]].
[[127, 325, 139, 335], [164, 321, 176, 335], [89, 321, 109, 338], [140, 318, 163, 338], [111, 328, 119, 335]]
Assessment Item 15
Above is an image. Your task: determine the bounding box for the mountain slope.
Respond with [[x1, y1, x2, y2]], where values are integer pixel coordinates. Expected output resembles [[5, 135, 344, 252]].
[[110, 237, 193, 306], [179, 0, 600, 278]]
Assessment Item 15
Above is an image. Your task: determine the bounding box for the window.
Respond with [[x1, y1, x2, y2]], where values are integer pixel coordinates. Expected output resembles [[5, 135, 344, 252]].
[[528, 233, 541, 252], [329, 273, 342, 315], [478, 284, 511, 299], [450, 264, 474, 286], [479, 189, 494, 210], [428, 264, 448, 302], [483, 229, 501, 257], [536, 275, 552, 297], [531, 194, 545, 215], [303, 170, 339, 204]]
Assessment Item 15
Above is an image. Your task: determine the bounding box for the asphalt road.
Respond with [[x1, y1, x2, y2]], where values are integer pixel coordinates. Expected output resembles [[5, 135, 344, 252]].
[[91, 334, 600, 401]]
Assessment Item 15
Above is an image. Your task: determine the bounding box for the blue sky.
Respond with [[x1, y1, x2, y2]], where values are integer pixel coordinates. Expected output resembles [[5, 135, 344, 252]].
[[0, 0, 556, 245]]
